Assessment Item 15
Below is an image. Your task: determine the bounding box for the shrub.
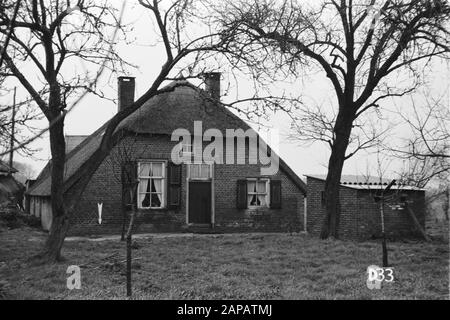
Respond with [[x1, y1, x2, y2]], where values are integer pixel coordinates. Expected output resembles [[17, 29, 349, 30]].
[[0, 207, 41, 230]]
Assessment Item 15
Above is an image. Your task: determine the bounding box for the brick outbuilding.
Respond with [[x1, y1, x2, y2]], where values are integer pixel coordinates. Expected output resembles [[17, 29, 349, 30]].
[[305, 175, 426, 240]]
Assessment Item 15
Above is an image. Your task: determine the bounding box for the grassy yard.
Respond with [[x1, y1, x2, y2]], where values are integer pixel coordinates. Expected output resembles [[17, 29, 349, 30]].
[[0, 226, 448, 300]]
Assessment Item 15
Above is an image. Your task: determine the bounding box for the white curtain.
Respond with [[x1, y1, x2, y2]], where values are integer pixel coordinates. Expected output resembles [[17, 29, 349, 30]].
[[139, 164, 152, 207], [153, 179, 163, 205], [152, 163, 163, 177], [247, 181, 266, 206], [257, 181, 266, 206], [138, 162, 165, 208], [139, 163, 152, 177], [247, 181, 257, 206]]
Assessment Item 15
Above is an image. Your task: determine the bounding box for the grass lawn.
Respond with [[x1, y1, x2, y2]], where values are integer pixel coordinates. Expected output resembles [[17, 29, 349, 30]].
[[0, 227, 448, 300]]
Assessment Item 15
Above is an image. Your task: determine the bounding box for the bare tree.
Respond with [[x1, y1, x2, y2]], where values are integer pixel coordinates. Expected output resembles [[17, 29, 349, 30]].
[[0, 87, 41, 158], [16, 0, 239, 262], [102, 132, 151, 297], [0, 0, 288, 262], [215, 0, 450, 238], [103, 132, 151, 243], [396, 96, 449, 187], [288, 102, 390, 160], [0, 0, 129, 261]]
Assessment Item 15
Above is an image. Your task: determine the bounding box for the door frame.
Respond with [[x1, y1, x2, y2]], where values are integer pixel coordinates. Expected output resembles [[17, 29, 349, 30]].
[[186, 163, 215, 226]]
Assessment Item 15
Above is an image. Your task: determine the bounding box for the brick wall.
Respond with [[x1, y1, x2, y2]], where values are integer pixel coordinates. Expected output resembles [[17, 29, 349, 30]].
[[215, 163, 305, 233], [306, 176, 426, 240], [67, 134, 305, 236], [67, 134, 187, 236]]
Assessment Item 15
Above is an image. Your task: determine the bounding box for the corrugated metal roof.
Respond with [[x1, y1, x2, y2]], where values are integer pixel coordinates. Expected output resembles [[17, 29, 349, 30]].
[[305, 174, 425, 191], [28, 82, 307, 196]]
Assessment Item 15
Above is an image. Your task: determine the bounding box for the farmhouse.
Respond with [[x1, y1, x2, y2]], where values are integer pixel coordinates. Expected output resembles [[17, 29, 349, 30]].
[[26, 74, 307, 235], [305, 175, 426, 240]]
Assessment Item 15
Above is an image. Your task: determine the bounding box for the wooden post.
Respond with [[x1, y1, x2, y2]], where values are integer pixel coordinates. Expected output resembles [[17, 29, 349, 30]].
[[377, 179, 396, 268], [380, 198, 388, 267]]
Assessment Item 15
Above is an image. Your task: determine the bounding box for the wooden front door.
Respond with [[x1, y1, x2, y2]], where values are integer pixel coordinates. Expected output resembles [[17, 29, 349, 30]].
[[188, 181, 212, 224]]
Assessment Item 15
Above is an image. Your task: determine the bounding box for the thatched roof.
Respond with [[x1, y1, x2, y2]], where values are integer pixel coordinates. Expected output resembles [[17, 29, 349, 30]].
[[28, 82, 306, 196], [116, 81, 250, 134], [66, 135, 89, 154]]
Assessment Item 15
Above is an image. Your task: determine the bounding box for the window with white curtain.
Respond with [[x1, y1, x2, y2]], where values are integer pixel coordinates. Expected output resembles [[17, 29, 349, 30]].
[[247, 179, 269, 208], [138, 161, 166, 209]]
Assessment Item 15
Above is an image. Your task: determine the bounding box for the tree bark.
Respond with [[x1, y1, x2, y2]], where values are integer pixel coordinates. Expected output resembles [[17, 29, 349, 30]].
[[444, 186, 449, 221], [121, 213, 126, 242], [125, 188, 136, 298], [126, 228, 132, 297], [320, 109, 354, 239], [41, 93, 68, 261]]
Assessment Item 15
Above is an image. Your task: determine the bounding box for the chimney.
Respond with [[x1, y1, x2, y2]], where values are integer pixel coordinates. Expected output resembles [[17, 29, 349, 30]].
[[118, 76, 135, 112], [204, 72, 221, 101]]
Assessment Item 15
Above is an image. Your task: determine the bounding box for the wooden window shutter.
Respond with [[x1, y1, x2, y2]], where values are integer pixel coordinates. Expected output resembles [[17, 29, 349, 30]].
[[168, 162, 182, 209], [270, 180, 282, 209], [236, 180, 247, 209], [121, 161, 137, 210]]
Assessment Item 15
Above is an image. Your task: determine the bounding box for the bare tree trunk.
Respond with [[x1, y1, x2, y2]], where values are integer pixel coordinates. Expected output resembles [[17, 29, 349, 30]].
[[320, 111, 353, 239], [125, 205, 136, 297], [121, 214, 126, 242], [41, 102, 68, 261], [444, 186, 449, 221], [121, 202, 127, 241]]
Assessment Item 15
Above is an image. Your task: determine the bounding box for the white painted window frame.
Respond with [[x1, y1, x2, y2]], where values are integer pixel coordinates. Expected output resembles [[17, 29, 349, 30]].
[[137, 160, 167, 209], [246, 178, 270, 208]]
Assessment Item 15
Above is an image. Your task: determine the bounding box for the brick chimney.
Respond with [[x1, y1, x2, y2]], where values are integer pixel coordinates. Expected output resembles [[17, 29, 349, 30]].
[[118, 76, 135, 112], [204, 72, 221, 101]]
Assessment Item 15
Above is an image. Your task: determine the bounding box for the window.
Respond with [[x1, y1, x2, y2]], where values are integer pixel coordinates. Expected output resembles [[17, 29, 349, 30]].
[[247, 179, 269, 207], [188, 163, 212, 180], [138, 161, 166, 209]]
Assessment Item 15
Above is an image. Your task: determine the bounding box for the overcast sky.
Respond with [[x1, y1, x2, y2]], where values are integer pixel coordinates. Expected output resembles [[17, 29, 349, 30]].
[[1, 1, 449, 181]]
